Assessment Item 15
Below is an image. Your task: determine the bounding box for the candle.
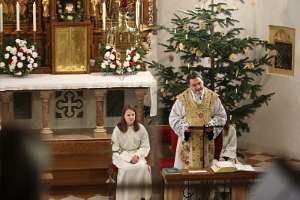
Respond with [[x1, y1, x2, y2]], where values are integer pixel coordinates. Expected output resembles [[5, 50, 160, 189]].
[[16, 2, 20, 31], [0, 3, 3, 32], [136, 0, 140, 29], [140, 0, 143, 26], [102, 1, 106, 31], [33, 2, 36, 32]]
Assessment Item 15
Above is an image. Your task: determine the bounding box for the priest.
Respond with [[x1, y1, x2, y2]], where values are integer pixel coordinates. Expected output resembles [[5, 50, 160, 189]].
[[169, 72, 227, 169]]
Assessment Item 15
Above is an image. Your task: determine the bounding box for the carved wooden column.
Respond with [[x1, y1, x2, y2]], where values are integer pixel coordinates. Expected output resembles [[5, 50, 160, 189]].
[[0, 91, 13, 126], [94, 89, 107, 138], [86, 0, 90, 20], [135, 89, 146, 123], [50, 0, 57, 20], [40, 91, 53, 138]]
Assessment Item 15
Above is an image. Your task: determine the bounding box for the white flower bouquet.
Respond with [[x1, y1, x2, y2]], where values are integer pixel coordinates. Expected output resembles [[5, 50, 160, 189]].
[[0, 39, 39, 77], [99, 45, 145, 75]]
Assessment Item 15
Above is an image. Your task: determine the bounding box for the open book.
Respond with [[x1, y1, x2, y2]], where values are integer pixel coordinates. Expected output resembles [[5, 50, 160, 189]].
[[211, 160, 255, 173]]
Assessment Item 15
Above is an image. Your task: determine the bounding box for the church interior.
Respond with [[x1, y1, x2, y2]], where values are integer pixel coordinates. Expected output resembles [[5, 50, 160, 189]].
[[1, 0, 300, 200]]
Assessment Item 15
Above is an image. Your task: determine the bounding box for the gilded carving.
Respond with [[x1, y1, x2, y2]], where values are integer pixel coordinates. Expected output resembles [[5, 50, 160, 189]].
[[90, 0, 99, 16], [42, 0, 49, 17], [1, 0, 27, 20]]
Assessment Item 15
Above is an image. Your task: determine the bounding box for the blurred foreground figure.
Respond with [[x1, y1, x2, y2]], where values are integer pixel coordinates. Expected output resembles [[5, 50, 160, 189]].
[[248, 159, 300, 200], [0, 125, 49, 200]]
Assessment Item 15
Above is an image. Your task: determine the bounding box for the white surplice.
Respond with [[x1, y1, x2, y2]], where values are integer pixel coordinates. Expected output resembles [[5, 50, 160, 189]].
[[111, 123, 152, 200], [220, 124, 237, 160], [169, 89, 227, 169]]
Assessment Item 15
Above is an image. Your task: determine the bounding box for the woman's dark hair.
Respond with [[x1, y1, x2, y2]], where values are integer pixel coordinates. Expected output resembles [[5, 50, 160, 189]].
[[117, 105, 140, 133]]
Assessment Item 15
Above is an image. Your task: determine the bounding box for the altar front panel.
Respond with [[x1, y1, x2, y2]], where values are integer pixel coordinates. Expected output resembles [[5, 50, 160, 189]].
[[6, 89, 142, 129]]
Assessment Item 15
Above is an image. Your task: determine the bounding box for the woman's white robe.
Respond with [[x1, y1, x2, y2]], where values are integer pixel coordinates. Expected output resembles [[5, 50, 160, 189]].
[[112, 124, 152, 200]]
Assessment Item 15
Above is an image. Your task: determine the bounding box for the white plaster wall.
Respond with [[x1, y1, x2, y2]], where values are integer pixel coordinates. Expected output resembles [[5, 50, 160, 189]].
[[235, 0, 300, 159], [155, 0, 300, 159]]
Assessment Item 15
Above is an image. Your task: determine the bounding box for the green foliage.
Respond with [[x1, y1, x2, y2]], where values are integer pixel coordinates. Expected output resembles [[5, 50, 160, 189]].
[[148, 2, 275, 135]]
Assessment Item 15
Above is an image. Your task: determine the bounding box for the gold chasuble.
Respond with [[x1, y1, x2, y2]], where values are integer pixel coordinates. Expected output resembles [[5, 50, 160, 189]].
[[177, 88, 218, 169]]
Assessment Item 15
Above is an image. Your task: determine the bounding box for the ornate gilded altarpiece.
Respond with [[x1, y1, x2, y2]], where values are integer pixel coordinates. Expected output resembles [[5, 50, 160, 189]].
[[0, 0, 155, 74]]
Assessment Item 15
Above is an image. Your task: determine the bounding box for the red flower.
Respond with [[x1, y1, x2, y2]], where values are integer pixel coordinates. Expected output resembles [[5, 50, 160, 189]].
[[120, 0, 128, 8], [112, 51, 116, 56], [129, 61, 136, 66], [130, 51, 136, 57], [17, 47, 23, 52], [8, 58, 13, 64], [27, 53, 32, 57], [112, 61, 117, 65]]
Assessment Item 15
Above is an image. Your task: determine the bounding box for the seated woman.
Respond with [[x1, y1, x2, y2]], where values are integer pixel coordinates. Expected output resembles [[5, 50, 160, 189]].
[[111, 105, 152, 200]]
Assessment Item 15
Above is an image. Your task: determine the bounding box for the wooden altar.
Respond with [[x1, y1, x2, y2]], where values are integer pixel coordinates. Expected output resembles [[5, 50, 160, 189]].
[[0, 71, 157, 136]]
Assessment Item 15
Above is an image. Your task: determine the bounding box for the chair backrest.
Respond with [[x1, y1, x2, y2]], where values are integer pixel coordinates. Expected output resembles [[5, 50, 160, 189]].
[[170, 129, 178, 154], [160, 126, 178, 155]]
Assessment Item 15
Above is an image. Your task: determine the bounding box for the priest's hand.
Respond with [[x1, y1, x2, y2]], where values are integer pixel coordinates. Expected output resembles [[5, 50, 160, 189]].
[[130, 155, 140, 164], [184, 128, 192, 142], [205, 126, 214, 141]]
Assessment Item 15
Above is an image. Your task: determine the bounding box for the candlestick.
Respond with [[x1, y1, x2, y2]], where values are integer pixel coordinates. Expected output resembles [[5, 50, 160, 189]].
[[0, 4, 3, 32], [102, 1, 106, 31], [33, 2, 36, 32], [16, 2, 20, 31], [136, 0, 140, 29]]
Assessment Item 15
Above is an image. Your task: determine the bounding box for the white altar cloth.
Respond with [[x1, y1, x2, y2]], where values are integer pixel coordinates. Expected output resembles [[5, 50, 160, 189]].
[[0, 71, 157, 116]]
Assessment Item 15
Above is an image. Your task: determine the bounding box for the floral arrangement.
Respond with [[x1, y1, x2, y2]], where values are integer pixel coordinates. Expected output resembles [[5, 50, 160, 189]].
[[0, 39, 39, 76], [120, 0, 128, 8], [119, 0, 129, 13], [57, 0, 84, 21], [100, 45, 145, 75]]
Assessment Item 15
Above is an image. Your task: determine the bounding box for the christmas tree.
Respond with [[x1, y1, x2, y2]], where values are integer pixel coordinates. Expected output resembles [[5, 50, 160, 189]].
[[148, 1, 275, 135]]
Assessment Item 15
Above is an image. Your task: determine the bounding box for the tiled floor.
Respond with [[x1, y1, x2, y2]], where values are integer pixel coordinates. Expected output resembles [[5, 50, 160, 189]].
[[47, 186, 112, 200], [49, 195, 109, 200], [245, 151, 300, 169]]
